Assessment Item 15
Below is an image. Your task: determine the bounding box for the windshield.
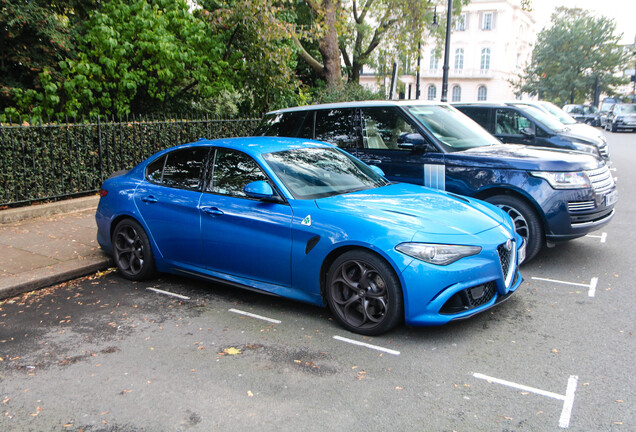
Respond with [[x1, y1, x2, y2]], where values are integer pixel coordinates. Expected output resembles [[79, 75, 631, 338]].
[[538, 102, 576, 125], [406, 104, 500, 151], [516, 105, 566, 132], [617, 104, 636, 114], [263, 147, 390, 200]]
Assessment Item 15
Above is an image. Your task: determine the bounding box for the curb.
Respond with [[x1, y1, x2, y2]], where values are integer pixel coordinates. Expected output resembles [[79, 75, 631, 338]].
[[1, 195, 100, 224], [0, 254, 114, 300]]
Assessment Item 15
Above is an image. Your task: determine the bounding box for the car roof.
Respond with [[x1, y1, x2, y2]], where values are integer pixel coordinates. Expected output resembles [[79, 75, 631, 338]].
[[265, 100, 450, 114], [173, 136, 332, 157]]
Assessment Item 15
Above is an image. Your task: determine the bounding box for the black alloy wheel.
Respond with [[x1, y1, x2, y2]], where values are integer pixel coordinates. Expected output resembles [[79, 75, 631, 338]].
[[112, 219, 156, 281], [485, 195, 543, 263], [326, 250, 403, 335]]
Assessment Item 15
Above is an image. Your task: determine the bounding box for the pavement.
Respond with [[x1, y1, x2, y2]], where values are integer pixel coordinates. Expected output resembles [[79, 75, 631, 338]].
[[0, 195, 113, 300]]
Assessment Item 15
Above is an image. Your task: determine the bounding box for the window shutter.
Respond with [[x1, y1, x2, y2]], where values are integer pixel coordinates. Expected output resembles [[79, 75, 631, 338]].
[[492, 11, 497, 29]]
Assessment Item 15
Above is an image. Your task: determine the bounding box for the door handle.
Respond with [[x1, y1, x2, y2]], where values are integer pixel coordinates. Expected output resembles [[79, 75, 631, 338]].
[[200, 206, 224, 215], [141, 196, 158, 203], [367, 159, 382, 164]]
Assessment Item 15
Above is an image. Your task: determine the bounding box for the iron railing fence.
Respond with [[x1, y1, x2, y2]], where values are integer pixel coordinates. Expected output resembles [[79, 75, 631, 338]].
[[0, 114, 261, 207]]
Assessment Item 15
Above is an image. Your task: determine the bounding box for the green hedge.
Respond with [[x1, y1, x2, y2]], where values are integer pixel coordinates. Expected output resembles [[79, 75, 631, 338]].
[[0, 115, 261, 206]]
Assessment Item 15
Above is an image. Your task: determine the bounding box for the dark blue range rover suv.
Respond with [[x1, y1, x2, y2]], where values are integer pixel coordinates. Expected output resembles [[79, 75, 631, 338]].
[[256, 101, 617, 262]]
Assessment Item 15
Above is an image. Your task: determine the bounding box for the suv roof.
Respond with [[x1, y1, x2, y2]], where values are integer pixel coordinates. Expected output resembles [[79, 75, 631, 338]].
[[269, 100, 449, 114]]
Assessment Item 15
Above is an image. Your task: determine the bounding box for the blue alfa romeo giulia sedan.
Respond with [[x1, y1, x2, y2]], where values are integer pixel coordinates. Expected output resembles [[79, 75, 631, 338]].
[[96, 137, 524, 335]]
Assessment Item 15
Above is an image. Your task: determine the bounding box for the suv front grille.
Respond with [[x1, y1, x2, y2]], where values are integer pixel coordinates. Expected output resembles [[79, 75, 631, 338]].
[[599, 143, 609, 159], [586, 166, 614, 194], [568, 200, 596, 212]]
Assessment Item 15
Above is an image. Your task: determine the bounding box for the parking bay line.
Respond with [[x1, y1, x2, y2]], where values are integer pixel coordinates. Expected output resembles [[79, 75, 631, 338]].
[[146, 287, 191, 300], [473, 373, 578, 429], [228, 308, 282, 324], [531, 276, 598, 297], [333, 335, 400, 356], [585, 232, 607, 243]]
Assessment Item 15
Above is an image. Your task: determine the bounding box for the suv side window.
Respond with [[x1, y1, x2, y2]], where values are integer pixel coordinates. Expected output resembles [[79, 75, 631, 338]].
[[208, 148, 269, 198], [314, 109, 359, 149], [147, 147, 209, 190], [456, 107, 492, 133], [257, 111, 307, 137], [495, 109, 532, 135], [360, 107, 420, 150]]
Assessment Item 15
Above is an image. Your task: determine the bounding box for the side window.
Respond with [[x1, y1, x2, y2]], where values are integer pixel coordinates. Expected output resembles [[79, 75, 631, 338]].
[[459, 107, 492, 132], [146, 155, 166, 184], [360, 107, 419, 150], [297, 111, 314, 139], [256, 112, 307, 137], [146, 148, 208, 190], [209, 148, 268, 198], [314, 109, 358, 149], [495, 109, 531, 135]]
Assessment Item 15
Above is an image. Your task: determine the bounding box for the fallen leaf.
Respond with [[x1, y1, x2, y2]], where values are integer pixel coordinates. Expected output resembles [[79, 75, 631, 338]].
[[247, 390, 254, 397], [224, 347, 241, 355]]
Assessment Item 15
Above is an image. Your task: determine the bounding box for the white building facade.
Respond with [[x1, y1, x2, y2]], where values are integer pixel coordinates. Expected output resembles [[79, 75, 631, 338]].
[[361, 0, 536, 102]]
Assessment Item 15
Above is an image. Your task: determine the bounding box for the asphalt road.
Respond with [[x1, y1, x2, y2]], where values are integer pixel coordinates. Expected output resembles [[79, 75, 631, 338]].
[[1, 130, 634, 432]]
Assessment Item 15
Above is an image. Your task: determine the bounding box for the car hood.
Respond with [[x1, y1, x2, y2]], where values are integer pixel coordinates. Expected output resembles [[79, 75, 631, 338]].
[[558, 129, 602, 146], [314, 183, 505, 236], [447, 144, 604, 171], [565, 123, 605, 142]]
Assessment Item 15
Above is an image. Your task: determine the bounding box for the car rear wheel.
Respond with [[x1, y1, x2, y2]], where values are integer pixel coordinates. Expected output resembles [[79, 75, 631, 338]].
[[112, 219, 156, 281], [326, 250, 403, 335], [485, 195, 543, 262]]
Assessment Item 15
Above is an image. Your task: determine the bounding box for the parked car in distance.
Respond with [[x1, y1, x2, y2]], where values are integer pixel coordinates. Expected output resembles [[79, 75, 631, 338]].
[[599, 97, 620, 126], [603, 103, 636, 132], [257, 101, 617, 262], [96, 137, 524, 335], [454, 102, 609, 161], [512, 100, 608, 156], [562, 104, 602, 127]]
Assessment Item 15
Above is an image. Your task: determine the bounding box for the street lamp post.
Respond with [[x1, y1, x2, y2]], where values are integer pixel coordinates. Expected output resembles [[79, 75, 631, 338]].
[[440, 0, 453, 102]]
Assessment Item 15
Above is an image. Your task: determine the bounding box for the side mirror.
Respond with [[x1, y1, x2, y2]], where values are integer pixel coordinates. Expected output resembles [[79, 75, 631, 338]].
[[244, 181, 277, 200], [520, 127, 535, 138], [397, 132, 426, 149], [369, 165, 385, 177]]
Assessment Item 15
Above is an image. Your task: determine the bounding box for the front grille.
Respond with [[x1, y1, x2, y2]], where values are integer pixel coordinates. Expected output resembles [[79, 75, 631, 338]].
[[497, 242, 516, 287], [599, 143, 609, 159], [586, 166, 614, 194], [568, 200, 596, 212]]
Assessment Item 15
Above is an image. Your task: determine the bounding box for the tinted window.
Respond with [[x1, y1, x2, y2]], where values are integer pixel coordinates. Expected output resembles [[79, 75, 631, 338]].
[[456, 107, 492, 132], [161, 147, 209, 190], [314, 109, 358, 149], [495, 109, 531, 135], [256, 112, 307, 137], [209, 149, 268, 198], [146, 155, 166, 183], [360, 107, 419, 150]]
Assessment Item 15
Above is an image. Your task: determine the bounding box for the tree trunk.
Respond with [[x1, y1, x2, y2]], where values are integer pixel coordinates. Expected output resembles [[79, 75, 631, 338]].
[[319, 0, 343, 89]]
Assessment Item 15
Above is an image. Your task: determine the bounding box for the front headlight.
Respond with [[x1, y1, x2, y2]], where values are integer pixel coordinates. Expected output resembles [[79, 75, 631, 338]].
[[571, 142, 600, 157], [396, 243, 481, 266], [530, 171, 591, 189]]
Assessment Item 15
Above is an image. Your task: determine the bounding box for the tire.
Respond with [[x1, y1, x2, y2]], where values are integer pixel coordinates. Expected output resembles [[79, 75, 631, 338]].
[[325, 250, 403, 335], [112, 219, 156, 281], [485, 195, 543, 262], [611, 122, 618, 133]]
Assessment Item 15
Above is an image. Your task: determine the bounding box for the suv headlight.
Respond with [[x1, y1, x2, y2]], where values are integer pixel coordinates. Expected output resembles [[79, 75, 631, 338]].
[[571, 142, 600, 157], [396, 243, 481, 266], [530, 171, 591, 189]]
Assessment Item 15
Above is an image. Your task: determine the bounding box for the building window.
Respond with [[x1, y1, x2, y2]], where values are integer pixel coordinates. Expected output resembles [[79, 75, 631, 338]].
[[451, 85, 461, 102], [480, 48, 491, 72], [454, 48, 464, 72], [427, 85, 437, 101], [482, 11, 494, 30], [429, 51, 439, 70], [477, 86, 487, 101], [456, 13, 466, 31]]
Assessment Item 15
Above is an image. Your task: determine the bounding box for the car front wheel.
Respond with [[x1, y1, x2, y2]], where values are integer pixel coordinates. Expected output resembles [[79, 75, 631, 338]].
[[326, 250, 403, 335], [112, 219, 156, 281], [485, 195, 543, 262]]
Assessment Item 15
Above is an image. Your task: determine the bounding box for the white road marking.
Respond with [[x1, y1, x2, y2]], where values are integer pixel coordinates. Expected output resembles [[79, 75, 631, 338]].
[[228, 308, 281, 324], [585, 232, 607, 243], [531, 277, 599, 298], [333, 335, 400, 356], [473, 373, 578, 429], [146, 287, 190, 300]]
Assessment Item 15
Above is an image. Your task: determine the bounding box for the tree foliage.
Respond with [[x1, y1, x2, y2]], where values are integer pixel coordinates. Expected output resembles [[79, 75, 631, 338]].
[[513, 7, 629, 105]]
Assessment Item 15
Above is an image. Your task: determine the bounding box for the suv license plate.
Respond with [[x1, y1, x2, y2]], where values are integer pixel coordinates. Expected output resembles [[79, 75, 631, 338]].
[[605, 190, 618, 206]]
